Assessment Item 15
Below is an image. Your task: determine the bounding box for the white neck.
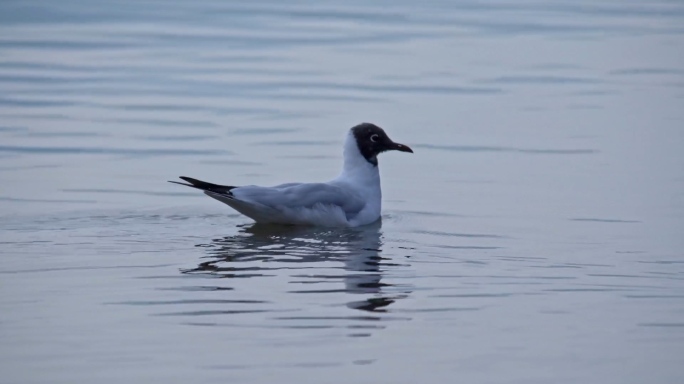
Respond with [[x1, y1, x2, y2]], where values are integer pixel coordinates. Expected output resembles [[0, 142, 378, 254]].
[[333, 130, 383, 224], [335, 130, 381, 183]]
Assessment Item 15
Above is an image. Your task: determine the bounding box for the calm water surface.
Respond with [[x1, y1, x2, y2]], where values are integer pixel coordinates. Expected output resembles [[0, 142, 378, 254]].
[[1, 1, 684, 383]]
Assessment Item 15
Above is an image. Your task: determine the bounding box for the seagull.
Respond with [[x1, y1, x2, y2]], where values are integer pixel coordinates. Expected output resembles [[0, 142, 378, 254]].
[[169, 123, 413, 227]]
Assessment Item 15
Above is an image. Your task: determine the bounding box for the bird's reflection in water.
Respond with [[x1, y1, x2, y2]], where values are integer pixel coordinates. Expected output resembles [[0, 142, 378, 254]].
[[186, 220, 410, 313]]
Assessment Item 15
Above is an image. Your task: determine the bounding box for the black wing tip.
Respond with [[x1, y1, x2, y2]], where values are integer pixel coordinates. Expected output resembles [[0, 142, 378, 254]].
[[179, 176, 198, 183], [168, 180, 193, 187], [169, 176, 236, 196]]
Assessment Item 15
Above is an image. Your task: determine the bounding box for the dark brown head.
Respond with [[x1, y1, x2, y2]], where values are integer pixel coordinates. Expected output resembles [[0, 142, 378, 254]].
[[350, 123, 413, 166]]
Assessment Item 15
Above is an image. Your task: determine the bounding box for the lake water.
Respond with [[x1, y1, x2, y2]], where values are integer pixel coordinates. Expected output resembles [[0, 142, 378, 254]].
[[1, 1, 684, 383]]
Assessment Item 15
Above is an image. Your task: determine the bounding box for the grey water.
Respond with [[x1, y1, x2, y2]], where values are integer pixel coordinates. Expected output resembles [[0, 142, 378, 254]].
[[1, 1, 684, 383]]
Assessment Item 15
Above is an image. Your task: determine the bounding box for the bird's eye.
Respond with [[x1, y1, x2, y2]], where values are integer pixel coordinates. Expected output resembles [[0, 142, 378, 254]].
[[370, 134, 379, 142]]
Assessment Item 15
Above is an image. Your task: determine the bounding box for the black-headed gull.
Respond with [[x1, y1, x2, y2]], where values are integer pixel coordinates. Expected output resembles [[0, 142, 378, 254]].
[[169, 123, 413, 227]]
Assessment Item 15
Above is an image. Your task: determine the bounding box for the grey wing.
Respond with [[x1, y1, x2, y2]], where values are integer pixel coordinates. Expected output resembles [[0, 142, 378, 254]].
[[231, 183, 366, 218], [271, 182, 303, 189]]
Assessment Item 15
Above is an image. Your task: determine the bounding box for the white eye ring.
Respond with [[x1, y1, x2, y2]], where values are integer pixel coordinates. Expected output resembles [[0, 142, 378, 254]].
[[370, 134, 379, 142]]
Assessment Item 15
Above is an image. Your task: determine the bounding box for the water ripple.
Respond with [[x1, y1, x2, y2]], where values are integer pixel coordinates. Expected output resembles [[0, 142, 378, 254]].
[[0, 145, 230, 156], [570, 218, 641, 223], [160, 223, 416, 334], [415, 144, 598, 154]]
